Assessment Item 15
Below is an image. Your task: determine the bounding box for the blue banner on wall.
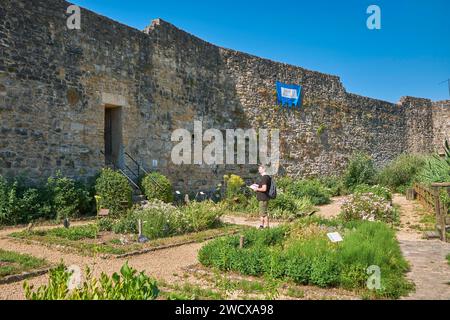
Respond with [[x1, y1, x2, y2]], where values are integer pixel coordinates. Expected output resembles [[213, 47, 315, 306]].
[[276, 81, 302, 107]]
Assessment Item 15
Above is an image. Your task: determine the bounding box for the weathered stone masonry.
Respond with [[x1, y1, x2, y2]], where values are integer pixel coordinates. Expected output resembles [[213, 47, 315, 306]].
[[0, 0, 449, 192]]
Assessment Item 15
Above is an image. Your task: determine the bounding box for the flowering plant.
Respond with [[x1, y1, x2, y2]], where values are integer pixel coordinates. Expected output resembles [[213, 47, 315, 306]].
[[340, 192, 398, 224]]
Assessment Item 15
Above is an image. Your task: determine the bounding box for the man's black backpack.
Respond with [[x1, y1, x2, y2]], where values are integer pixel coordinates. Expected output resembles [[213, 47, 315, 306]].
[[267, 176, 277, 199]]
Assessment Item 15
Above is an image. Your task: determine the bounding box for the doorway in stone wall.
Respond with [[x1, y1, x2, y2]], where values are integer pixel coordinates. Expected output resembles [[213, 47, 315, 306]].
[[104, 105, 123, 167]]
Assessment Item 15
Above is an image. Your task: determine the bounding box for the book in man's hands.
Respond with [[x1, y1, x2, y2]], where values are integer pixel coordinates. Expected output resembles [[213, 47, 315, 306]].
[[248, 184, 259, 191]]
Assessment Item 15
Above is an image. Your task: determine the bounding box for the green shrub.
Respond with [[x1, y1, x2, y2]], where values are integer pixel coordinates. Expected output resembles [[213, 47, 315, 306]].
[[141, 172, 174, 203], [24, 262, 159, 300], [97, 217, 115, 232], [275, 177, 294, 192], [343, 152, 377, 191], [46, 173, 92, 220], [340, 193, 399, 224], [95, 168, 132, 217], [353, 184, 392, 201], [181, 201, 223, 232], [0, 178, 51, 225], [377, 154, 426, 192], [319, 176, 346, 196], [286, 179, 331, 205]]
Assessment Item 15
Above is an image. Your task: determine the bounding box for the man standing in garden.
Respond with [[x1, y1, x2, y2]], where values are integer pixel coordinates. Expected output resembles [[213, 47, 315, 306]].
[[253, 164, 272, 229]]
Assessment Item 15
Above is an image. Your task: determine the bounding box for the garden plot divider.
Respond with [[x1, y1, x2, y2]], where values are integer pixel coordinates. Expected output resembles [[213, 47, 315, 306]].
[[413, 182, 450, 241]]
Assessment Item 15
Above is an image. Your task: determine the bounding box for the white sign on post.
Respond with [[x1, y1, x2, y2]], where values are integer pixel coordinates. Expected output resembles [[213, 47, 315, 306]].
[[327, 232, 343, 243]]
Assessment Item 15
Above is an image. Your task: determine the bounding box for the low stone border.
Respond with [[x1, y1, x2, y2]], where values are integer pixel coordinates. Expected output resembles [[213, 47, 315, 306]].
[[0, 267, 51, 285], [114, 230, 241, 259]]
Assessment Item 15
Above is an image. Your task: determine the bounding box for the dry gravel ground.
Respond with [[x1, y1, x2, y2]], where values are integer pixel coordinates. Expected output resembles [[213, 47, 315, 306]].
[[1, 195, 449, 300]]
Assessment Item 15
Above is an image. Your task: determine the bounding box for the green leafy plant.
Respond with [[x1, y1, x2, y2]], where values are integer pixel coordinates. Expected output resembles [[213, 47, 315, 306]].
[[340, 193, 398, 224], [95, 168, 132, 217], [141, 172, 174, 203], [343, 152, 377, 191], [223, 174, 245, 199], [24, 262, 159, 300], [377, 154, 426, 193], [199, 221, 413, 299], [353, 184, 392, 201], [286, 179, 331, 205], [46, 172, 92, 220], [0, 249, 48, 278]]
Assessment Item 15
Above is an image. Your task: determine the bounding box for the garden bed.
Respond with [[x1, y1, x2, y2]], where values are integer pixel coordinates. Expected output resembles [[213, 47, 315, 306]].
[[0, 249, 50, 283], [157, 263, 359, 300], [198, 217, 414, 299], [9, 223, 248, 258]]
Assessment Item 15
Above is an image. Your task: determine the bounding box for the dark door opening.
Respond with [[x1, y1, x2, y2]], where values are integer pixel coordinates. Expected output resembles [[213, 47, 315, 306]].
[[104, 106, 122, 167]]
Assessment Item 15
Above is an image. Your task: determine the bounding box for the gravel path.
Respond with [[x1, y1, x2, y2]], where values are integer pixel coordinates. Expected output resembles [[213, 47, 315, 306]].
[[2, 196, 448, 300], [394, 195, 450, 300], [317, 196, 349, 219]]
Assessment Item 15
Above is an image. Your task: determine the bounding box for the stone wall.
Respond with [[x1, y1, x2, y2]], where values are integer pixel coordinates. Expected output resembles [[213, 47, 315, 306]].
[[1, 0, 448, 193], [432, 100, 450, 154]]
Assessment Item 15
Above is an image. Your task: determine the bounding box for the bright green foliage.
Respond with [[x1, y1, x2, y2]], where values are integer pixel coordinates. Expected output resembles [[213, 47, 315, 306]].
[[285, 179, 331, 205], [340, 193, 399, 224], [353, 184, 392, 201], [0, 173, 92, 225], [141, 172, 174, 203], [24, 262, 159, 300], [95, 168, 132, 217], [268, 193, 315, 219], [223, 174, 245, 199], [46, 173, 92, 220], [97, 217, 115, 232], [343, 152, 377, 191], [199, 221, 413, 299], [319, 176, 346, 196], [377, 154, 426, 193]]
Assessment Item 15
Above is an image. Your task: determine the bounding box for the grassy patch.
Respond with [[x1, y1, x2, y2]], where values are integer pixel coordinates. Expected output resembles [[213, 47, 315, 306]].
[[0, 249, 48, 279], [10, 224, 247, 257]]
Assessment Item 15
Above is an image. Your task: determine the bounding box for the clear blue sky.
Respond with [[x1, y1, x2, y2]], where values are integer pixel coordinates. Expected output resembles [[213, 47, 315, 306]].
[[72, 0, 450, 103]]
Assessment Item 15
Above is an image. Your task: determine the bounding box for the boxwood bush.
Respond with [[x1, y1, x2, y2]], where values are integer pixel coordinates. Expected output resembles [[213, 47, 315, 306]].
[[95, 168, 132, 217], [141, 172, 174, 203]]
